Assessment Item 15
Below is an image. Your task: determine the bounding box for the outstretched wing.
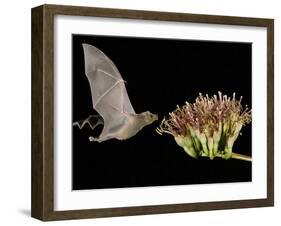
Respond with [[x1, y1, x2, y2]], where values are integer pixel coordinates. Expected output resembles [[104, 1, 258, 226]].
[[82, 44, 135, 136]]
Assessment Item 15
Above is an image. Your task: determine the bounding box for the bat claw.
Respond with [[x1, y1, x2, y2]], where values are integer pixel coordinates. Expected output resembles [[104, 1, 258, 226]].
[[89, 136, 98, 142]]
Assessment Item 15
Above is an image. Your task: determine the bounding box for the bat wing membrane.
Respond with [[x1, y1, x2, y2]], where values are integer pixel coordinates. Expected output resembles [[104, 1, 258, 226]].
[[82, 44, 135, 137]]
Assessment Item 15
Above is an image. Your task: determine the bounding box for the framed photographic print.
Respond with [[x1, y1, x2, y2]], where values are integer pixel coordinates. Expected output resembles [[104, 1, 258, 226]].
[[31, 4, 274, 221]]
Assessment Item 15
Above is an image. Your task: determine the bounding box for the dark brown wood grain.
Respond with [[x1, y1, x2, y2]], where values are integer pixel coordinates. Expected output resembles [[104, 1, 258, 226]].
[[31, 5, 55, 220], [31, 5, 44, 220], [31, 4, 274, 221], [267, 19, 274, 206]]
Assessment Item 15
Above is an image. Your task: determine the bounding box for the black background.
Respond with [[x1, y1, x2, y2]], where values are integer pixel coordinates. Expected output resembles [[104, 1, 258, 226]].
[[72, 34, 252, 190]]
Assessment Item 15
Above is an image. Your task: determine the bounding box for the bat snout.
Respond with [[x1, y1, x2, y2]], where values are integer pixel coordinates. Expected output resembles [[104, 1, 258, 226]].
[[151, 113, 158, 122], [143, 111, 158, 124], [154, 114, 159, 121]]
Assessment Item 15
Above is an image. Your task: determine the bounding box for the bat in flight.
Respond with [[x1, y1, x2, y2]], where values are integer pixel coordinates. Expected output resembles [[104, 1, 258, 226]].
[[73, 44, 158, 142]]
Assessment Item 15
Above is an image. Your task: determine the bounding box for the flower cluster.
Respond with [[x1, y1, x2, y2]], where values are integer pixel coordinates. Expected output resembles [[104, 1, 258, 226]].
[[156, 92, 251, 159]]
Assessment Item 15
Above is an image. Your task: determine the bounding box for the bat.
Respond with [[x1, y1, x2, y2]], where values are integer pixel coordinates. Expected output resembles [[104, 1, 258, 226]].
[[73, 44, 158, 142]]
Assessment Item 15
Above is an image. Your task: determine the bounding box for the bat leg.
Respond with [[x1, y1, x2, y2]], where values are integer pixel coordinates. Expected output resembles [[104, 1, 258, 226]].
[[89, 133, 116, 143]]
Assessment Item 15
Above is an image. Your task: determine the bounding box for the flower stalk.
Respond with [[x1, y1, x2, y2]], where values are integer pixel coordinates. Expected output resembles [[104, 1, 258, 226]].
[[156, 92, 252, 161]]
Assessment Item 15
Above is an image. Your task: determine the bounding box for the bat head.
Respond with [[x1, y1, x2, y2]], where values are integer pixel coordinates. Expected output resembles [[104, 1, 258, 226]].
[[141, 111, 158, 125]]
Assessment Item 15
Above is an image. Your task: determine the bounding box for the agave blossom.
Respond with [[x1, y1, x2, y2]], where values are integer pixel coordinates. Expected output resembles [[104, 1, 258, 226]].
[[156, 92, 251, 160]]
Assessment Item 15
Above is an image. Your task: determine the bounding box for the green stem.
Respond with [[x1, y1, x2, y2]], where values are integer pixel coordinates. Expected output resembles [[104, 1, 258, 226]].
[[231, 152, 252, 162], [200, 152, 252, 162]]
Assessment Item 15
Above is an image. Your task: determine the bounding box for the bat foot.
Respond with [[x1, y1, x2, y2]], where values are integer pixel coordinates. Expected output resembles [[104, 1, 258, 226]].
[[89, 136, 100, 142]]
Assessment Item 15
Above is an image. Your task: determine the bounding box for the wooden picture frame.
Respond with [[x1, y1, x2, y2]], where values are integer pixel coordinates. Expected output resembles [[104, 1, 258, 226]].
[[31, 4, 274, 221]]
